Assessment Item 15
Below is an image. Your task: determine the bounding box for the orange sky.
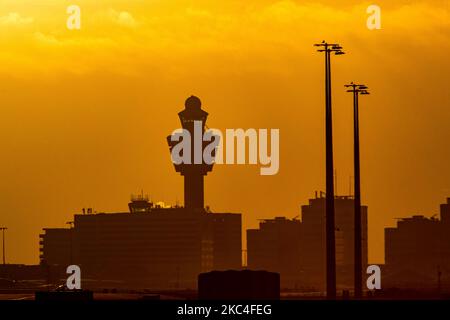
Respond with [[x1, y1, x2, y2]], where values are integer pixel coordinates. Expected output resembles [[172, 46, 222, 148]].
[[0, 0, 449, 264]]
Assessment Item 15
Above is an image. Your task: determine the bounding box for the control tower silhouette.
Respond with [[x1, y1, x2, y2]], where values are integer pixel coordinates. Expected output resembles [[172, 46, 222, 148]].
[[167, 96, 215, 210]]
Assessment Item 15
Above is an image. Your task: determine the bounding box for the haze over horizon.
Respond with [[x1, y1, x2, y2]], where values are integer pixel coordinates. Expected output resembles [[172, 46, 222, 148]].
[[0, 0, 449, 265]]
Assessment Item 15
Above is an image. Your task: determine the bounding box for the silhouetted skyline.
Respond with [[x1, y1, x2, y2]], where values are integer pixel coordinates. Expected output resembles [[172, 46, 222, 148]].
[[1, 1, 449, 266], [28, 97, 448, 295], [0, 95, 449, 299], [0, 2, 449, 305]]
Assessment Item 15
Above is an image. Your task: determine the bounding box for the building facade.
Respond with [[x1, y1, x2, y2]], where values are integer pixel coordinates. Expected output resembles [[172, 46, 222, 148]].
[[384, 198, 450, 289], [39, 228, 72, 267], [247, 217, 302, 288], [39, 199, 241, 288], [246, 193, 368, 291], [300, 194, 368, 291], [210, 213, 242, 270]]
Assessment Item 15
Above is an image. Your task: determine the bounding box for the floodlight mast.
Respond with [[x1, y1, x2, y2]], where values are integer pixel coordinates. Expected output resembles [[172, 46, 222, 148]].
[[314, 41, 345, 300], [345, 82, 370, 299]]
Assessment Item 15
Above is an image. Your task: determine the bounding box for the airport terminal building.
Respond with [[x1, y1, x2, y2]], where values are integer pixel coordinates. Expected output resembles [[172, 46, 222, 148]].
[[40, 196, 241, 288]]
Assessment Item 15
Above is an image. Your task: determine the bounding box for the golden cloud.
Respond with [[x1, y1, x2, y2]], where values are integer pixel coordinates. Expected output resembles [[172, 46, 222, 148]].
[[0, 12, 34, 26]]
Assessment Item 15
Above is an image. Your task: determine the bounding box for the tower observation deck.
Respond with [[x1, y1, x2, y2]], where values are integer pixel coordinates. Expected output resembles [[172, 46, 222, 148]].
[[167, 96, 215, 210]]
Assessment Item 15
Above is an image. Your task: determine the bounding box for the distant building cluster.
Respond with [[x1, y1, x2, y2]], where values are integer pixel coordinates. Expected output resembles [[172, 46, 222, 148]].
[[39, 193, 370, 291], [6, 97, 449, 293], [34, 196, 450, 292], [383, 198, 450, 290], [247, 193, 368, 291]]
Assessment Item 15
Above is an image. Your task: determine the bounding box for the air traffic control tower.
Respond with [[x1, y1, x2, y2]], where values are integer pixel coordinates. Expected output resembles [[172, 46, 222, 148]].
[[167, 96, 215, 210]]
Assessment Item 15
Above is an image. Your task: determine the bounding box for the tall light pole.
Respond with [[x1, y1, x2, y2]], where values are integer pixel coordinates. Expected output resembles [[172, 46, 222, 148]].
[[0, 227, 7, 265], [345, 82, 369, 299], [314, 41, 345, 299]]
